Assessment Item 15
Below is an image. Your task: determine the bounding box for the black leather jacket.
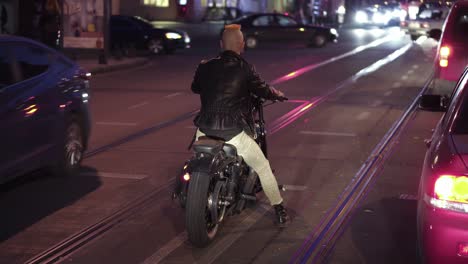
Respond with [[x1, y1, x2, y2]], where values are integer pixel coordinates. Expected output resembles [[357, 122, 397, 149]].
[[191, 50, 281, 139]]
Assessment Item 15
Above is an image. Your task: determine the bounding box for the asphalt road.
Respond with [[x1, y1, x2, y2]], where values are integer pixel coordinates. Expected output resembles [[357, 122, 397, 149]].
[[0, 28, 440, 264]]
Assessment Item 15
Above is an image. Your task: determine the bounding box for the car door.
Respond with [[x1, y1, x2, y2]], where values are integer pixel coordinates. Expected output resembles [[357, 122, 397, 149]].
[[274, 15, 309, 43], [111, 17, 144, 47], [249, 15, 276, 43], [0, 42, 57, 177]]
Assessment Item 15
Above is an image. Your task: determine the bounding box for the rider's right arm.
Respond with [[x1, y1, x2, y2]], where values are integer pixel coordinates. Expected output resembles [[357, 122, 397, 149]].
[[245, 63, 283, 100]]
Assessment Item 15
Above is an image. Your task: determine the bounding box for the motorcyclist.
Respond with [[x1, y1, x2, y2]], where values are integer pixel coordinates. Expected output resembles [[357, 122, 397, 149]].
[[191, 24, 289, 226]]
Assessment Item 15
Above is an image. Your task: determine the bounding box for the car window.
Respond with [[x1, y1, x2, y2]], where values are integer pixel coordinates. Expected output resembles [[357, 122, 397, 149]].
[[252, 16, 273, 26], [276, 16, 298, 27], [449, 71, 468, 133], [451, 7, 468, 43], [112, 18, 134, 28], [0, 45, 15, 90], [11, 43, 50, 82]]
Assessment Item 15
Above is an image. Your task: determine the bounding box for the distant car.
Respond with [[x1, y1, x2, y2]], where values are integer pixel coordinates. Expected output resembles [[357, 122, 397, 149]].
[[354, 6, 400, 27], [229, 13, 338, 48], [401, 4, 449, 41], [0, 36, 91, 183], [427, 1, 468, 97], [417, 67, 468, 264], [110, 15, 190, 55]]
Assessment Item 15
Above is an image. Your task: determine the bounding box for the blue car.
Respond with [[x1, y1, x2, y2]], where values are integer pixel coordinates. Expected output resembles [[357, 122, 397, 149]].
[[0, 36, 91, 183]]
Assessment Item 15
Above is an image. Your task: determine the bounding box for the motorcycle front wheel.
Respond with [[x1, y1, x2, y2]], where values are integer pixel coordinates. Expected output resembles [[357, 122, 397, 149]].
[[186, 171, 224, 247]]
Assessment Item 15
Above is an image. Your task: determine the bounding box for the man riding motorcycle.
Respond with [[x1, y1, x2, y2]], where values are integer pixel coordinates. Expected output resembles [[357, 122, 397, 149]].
[[191, 24, 289, 225]]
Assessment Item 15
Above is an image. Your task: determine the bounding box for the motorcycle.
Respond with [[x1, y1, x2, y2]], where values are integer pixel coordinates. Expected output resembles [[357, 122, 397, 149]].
[[173, 96, 285, 247]]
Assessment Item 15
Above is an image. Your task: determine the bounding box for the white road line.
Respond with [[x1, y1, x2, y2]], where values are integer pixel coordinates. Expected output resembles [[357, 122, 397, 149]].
[[165, 92, 182, 99], [412, 65, 419, 69], [142, 203, 270, 264], [399, 194, 418, 200], [282, 185, 308, 191], [392, 82, 402, 88], [141, 232, 188, 264], [128, 101, 149, 110], [356, 111, 371, 120], [96, 122, 137, 126], [384, 90, 393, 96], [401, 75, 409, 81], [80, 172, 148, 180], [185, 125, 197, 129], [407, 69, 415, 74], [370, 100, 383, 107], [299, 131, 357, 137]]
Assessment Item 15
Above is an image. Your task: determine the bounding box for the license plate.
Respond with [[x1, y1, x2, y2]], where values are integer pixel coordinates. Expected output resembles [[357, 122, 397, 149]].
[[409, 22, 420, 28]]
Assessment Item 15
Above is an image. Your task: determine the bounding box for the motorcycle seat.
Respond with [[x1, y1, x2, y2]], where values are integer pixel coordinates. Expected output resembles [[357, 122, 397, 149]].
[[193, 137, 224, 155]]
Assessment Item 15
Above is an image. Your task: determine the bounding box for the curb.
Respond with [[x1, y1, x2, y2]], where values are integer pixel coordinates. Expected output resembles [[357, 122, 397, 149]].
[[87, 58, 151, 75]]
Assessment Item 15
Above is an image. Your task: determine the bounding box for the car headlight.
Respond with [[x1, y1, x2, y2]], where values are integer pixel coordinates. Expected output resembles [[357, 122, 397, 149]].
[[165, 32, 182, 40], [184, 33, 191, 44], [355, 11, 368, 23], [330, 28, 338, 35]]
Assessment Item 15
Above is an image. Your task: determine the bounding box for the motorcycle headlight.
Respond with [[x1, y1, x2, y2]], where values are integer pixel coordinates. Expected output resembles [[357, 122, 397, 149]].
[[165, 32, 182, 40], [330, 28, 338, 35]]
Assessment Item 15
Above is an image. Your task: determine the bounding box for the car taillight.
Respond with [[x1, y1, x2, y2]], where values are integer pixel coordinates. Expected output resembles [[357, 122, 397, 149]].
[[400, 21, 407, 27], [439, 46, 450, 68], [421, 22, 430, 28], [427, 175, 468, 213]]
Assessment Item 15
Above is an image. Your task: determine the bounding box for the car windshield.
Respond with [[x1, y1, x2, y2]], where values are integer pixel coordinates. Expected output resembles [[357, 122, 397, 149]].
[[132, 16, 154, 29], [451, 7, 468, 43]]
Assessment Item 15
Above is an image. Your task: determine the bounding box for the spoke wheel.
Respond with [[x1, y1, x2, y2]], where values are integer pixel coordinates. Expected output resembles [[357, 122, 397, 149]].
[[148, 38, 164, 54], [245, 36, 258, 49]]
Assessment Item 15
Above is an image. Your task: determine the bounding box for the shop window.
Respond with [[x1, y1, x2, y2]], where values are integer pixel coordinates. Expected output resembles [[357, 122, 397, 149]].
[[143, 0, 169, 7]]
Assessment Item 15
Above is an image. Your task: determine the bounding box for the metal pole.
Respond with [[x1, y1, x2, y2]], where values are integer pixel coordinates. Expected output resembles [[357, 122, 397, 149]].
[[99, 0, 110, 64]]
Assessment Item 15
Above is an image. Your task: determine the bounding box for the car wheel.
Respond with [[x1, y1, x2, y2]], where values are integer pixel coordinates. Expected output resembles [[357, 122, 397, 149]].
[[410, 34, 419, 41], [147, 38, 165, 54], [312, 34, 327, 48], [53, 120, 84, 177], [245, 36, 258, 49]]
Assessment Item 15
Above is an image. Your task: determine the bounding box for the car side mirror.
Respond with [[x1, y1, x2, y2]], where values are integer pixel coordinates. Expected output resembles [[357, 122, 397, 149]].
[[428, 29, 442, 41], [419, 94, 448, 111]]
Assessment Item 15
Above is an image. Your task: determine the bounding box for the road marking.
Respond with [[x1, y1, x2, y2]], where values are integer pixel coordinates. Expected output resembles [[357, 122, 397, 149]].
[[407, 69, 415, 74], [401, 75, 409, 81], [370, 100, 383, 107], [96, 122, 138, 126], [356, 111, 371, 120], [165, 92, 182, 99], [185, 125, 197, 129], [141, 232, 188, 264], [412, 65, 419, 69], [80, 172, 148, 180], [142, 203, 270, 264], [392, 82, 402, 88], [282, 185, 308, 191], [399, 194, 418, 200], [128, 101, 149, 110], [299, 131, 356, 137], [270, 35, 393, 85], [384, 90, 393, 96]]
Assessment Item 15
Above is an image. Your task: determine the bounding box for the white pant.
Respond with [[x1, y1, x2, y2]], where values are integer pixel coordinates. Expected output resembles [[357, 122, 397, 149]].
[[196, 130, 283, 205]]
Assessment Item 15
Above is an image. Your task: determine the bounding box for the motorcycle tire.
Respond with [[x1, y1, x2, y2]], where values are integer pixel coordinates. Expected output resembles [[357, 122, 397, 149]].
[[185, 171, 219, 247]]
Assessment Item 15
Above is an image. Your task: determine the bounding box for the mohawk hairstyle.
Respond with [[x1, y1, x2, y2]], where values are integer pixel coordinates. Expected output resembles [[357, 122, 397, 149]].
[[224, 24, 241, 30]]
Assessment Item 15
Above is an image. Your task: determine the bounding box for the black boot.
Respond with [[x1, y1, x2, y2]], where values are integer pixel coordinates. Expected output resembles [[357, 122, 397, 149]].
[[274, 203, 290, 226]]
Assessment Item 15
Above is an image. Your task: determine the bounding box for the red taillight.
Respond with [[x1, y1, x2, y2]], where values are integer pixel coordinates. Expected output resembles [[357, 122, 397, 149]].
[[434, 175, 468, 203], [421, 22, 430, 28], [400, 21, 407, 27], [439, 46, 450, 68]]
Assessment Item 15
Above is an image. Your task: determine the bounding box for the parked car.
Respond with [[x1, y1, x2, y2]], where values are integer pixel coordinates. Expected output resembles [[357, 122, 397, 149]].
[[110, 15, 191, 55], [427, 1, 468, 97], [417, 67, 468, 264], [401, 4, 449, 41], [0, 35, 91, 184], [228, 13, 338, 48]]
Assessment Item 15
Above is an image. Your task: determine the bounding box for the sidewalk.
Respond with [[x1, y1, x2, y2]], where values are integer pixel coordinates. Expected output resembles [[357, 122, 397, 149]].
[[77, 56, 150, 75]]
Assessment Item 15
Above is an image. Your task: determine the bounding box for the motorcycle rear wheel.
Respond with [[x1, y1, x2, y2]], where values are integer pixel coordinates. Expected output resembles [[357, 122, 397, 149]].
[[186, 171, 220, 247]]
